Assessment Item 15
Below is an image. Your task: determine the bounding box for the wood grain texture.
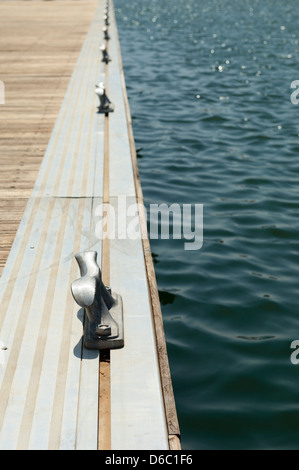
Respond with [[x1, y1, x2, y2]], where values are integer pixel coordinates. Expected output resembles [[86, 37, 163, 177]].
[[0, 0, 105, 449], [0, 0, 97, 275]]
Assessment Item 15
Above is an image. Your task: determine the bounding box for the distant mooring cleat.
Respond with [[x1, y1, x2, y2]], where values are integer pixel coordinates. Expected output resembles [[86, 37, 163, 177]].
[[71, 251, 124, 350], [104, 14, 109, 26], [95, 82, 114, 114], [103, 26, 110, 41], [100, 44, 111, 64]]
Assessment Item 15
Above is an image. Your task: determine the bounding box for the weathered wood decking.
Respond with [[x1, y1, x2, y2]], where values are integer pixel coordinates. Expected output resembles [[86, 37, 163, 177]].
[[0, 0, 98, 274], [0, 0, 180, 450]]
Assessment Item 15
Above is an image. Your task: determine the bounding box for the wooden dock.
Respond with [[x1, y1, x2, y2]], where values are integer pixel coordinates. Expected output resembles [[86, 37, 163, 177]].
[[0, 0, 180, 450], [0, 0, 98, 275]]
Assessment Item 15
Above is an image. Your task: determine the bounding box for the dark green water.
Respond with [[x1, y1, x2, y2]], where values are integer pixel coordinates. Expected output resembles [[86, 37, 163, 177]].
[[114, 0, 299, 449]]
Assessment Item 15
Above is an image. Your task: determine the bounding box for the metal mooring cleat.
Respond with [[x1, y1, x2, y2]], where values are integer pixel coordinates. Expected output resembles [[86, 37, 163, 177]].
[[95, 82, 114, 113], [103, 26, 110, 41], [100, 44, 111, 64], [71, 251, 124, 350], [104, 14, 109, 26]]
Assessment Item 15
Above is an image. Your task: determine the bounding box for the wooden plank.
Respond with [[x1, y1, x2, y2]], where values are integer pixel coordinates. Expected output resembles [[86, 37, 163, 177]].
[[0, 0, 180, 451], [0, 0, 98, 275], [98, 114, 112, 451], [0, 0, 106, 450]]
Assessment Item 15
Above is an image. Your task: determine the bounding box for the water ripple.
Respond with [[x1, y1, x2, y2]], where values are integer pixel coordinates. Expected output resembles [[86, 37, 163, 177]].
[[115, 0, 299, 450]]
